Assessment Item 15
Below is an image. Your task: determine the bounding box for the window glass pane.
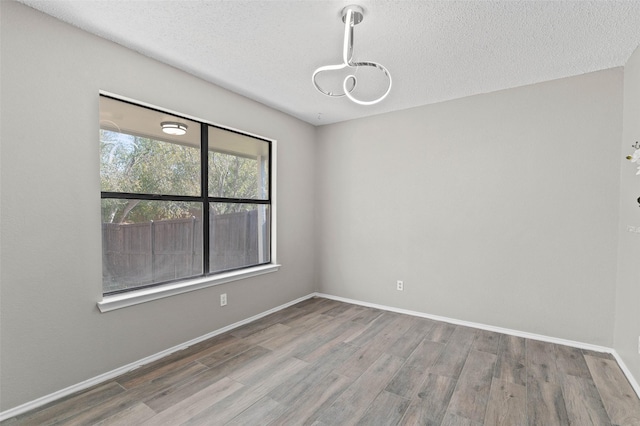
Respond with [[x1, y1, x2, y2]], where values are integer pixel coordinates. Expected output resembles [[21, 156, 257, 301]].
[[99, 96, 273, 295], [100, 96, 200, 196], [208, 126, 269, 200], [102, 200, 203, 293], [209, 203, 270, 273]]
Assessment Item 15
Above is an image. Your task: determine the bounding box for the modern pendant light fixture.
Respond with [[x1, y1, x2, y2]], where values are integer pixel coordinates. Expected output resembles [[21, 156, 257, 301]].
[[312, 4, 392, 106], [161, 121, 187, 136]]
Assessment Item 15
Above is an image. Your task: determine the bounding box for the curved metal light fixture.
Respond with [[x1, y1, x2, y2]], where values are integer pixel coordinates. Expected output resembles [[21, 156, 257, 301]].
[[161, 121, 187, 136], [312, 5, 392, 106]]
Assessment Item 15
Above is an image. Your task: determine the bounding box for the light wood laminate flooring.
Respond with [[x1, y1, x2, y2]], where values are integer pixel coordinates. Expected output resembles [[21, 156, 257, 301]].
[[3, 297, 640, 425]]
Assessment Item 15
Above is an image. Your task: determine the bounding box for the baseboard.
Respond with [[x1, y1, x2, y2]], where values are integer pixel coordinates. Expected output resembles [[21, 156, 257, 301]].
[[4, 291, 638, 421], [611, 350, 640, 399], [0, 293, 316, 422], [315, 292, 612, 352], [314, 292, 640, 399]]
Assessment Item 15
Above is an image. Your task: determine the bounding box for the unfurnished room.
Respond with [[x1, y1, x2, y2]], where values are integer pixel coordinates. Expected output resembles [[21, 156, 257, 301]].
[[1, 0, 640, 424]]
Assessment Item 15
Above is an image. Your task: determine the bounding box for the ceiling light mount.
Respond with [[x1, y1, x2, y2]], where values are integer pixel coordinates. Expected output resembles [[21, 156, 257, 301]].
[[312, 4, 392, 106], [161, 121, 187, 136], [341, 4, 363, 25]]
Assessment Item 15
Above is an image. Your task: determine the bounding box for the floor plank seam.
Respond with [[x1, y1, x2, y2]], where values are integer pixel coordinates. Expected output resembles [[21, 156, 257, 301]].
[[4, 297, 640, 426]]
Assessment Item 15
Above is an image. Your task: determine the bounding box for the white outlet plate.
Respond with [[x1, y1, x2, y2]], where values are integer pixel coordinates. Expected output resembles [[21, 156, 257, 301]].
[[220, 293, 227, 306], [397, 280, 404, 291], [638, 336, 640, 355]]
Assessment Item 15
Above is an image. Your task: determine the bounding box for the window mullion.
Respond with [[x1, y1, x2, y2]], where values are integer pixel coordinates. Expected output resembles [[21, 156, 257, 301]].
[[201, 123, 210, 275], [207, 197, 270, 204], [100, 192, 201, 202]]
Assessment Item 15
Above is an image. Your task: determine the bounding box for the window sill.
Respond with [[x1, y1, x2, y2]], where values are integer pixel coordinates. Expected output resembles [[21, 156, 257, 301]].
[[97, 264, 280, 313]]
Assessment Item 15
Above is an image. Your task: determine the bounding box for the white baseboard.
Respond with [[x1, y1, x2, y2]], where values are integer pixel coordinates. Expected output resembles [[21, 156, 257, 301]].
[[314, 293, 611, 352], [314, 292, 640, 399], [0, 293, 315, 422], [611, 350, 640, 399], [3, 291, 638, 421]]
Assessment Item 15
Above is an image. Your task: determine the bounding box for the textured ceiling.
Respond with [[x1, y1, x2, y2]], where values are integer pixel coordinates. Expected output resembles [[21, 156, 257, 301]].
[[16, 0, 640, 125]]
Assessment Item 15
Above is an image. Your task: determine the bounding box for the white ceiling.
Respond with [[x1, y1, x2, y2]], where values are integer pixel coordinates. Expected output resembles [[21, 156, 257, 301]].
[[17, 0, 640, 125]]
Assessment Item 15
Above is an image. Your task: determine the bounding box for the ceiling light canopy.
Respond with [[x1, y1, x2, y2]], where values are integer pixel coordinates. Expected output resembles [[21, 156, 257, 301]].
[[161, 121, 187, 136], [312, 4, 392, 106]]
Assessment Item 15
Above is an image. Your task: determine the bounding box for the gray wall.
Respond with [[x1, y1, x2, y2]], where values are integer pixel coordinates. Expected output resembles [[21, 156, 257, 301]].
[[0, 1, 317, 410], [316, 69, 623, 347], [2, 0, 638, 414], [614, 45, 640, 382]]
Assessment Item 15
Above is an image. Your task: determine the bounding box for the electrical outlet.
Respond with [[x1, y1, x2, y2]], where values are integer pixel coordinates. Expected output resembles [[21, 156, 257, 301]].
[[396, 280, 404, 291], [220, 293, 227, 306], [638, 336, 640, 355]]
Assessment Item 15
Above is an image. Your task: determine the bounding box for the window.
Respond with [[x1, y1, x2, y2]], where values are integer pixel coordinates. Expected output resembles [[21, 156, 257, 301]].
[[100, 95, 272, 295]]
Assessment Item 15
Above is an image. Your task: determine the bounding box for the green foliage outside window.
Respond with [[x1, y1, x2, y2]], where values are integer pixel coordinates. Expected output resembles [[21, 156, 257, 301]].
[[100, 129, 261, 223]]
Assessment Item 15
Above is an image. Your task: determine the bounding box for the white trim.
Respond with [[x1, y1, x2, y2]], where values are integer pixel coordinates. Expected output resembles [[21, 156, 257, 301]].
[[5, 292, 639, 421], [97, 90, 279, 313], [270, 139, 277, 264], [315, 292, 613, 353], [315, 292, 640, 399], [0, 293, 315, 422], [98, 264, 280, 312], [611, 350, 640, 399]]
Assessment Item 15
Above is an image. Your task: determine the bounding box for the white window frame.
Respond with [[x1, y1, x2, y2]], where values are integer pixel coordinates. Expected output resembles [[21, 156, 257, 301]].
[[97, 91, 279, 312]]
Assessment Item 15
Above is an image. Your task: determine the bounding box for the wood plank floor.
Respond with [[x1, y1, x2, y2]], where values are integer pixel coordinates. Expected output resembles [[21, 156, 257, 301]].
[[3, 297, 640, 425]]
